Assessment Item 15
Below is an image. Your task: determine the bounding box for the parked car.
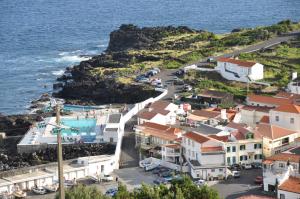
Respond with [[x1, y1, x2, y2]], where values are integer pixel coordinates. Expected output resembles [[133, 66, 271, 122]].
[[138, 78, 150, 83], [160, 170, 173, 178], [242, 163, 252, 170], [251, 162, 262, 169], [194, 179, 206, 187], [105, 188, 118, 197], [229, 164, 242, 171], [153, 178, 168, 185], [174, 80, 184, 85], [102, 174, 114, 182], [153, 67, 161, 73], [155, 83, 164, 88], [175, 69, 184, 76], [232, 170, 241, 178], [254, 176, 263, 185], [183, 84, 192, 91], [149, 70, 158, 75]]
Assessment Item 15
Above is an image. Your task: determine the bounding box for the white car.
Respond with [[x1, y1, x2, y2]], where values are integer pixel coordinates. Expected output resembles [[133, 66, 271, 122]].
[[243, 163, 252, 170], [195, 179, 206, 187], [232, 170, 241, 178], [102, 174, 114, 181]]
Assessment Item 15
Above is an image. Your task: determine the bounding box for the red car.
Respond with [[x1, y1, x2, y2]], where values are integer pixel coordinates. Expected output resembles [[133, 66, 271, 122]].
[[254, 176, 263, 185]]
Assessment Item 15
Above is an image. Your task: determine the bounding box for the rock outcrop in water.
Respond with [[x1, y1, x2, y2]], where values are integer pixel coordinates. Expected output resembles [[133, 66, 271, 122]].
[[53, 24, 199, 105]]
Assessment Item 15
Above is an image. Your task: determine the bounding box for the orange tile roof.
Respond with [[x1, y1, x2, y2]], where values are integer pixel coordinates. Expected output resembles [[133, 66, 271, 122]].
[[190, 110, 220, 118], [184, 132, 210, 144], [150, 101, 171, 110], [201, 146, 224, 152], [260, 115, 270, 124], [162, 144, 181, 149], [154, 109, 170, 115], [247, 94, 294, 106], [138, 111, 157, 120], [273, 104, 300, 113], [218, 57, 257, 68], [241, 105, 273, 113], [262, 160, 274, 165], [139, 122, 181, 141], [266, 153, 300, 163], [255, 124, 297, 140], [278, 177, 300, 194], [208, 135, 229, 142]]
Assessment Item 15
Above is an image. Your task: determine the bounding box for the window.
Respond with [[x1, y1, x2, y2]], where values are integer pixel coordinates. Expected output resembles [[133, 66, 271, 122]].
[[240, 155, 247, 161], [280, 193, 285, 199], [254, 143, 261, 149], [246, 133, 254, 139], [109, 137, 114, 143], [232, 146, 236, 152], [227, 147, 231, 152], [275, 116, 279, 122], [219, 168, 223, 172], [227, 157, 231, 164], [240, 145, 246, 151], [211, 169, 215, 172], [279, 163, 285, 168], [232, 157, 236, 164], [290, 118, 294, 124], [101, 165, 104, 172], [282, 137, 289, 145]]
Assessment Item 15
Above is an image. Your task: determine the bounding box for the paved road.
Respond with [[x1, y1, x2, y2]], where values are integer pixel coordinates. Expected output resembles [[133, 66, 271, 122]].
[[156, 31, 300, 101]]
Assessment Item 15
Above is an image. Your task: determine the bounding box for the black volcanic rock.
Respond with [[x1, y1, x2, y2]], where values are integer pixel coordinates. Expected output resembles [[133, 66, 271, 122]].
[[107, 24, 197, 52]]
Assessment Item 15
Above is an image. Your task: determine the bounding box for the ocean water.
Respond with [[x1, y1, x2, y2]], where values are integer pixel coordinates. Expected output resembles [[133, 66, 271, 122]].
[[0, 0, 300, 115]]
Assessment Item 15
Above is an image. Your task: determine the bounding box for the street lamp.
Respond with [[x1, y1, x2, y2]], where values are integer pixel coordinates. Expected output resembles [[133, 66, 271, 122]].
[[48, 105, 65, 199]]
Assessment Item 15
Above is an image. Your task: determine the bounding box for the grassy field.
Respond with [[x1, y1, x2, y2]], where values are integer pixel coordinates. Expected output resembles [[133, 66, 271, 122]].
[[90, 20, 300, 84]]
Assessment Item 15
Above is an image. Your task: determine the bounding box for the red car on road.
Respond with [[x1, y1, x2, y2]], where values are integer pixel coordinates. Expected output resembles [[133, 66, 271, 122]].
[[254, 176, 263, 185]]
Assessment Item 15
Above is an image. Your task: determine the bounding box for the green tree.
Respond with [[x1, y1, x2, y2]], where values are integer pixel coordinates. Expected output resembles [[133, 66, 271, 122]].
[[56, 184, 109, 199]]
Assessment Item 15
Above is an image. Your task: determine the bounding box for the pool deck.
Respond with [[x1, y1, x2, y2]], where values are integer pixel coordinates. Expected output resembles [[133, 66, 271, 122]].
[[18, 108, 120, 146]]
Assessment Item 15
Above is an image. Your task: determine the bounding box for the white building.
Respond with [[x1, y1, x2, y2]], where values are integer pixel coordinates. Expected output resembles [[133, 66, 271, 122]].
[[103, 114, 123, 143], [216, 57, 264, 82], [213, 122, 263, 165], [269, 104, 300, 132], [138, 101, 178, 125], [182, 131, 227, 180], [161, 144, 181, 164], [255, 123, 298, 157], [262, 146, 300, 197], [240, 105, 272, 127]]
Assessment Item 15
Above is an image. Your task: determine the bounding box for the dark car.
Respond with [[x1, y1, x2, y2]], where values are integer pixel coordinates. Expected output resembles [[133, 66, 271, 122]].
[[252, 162, 262, 169], [254, 176, 263, 185], [153, 178, 167, 185], [229, 164, 242, 171]]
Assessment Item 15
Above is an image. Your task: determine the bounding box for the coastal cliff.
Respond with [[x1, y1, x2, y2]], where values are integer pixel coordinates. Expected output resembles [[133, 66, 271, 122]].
[[53, 24, 200, 105]]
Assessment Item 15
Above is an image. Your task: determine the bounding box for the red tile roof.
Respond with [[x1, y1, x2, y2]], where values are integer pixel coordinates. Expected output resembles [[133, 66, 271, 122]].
[[259, 115, 270, 124], [190, 110, 220, 118], [138, 111, 157, 120], [162, 144, 181, 149], [184, 132, 210, 144], [201, 146, 223, 152], [154, 109, 170, 115], [273, 104, 300, 113], [262, 160, 274, 165], [255, 124, 297, 140], [218, 57, 257, 68], [247, 94, 294, 106], [138, 122, 182, 141], [150, 101, 171, 110], [266, 153, 300, 163], [278, 177, 300, 194], [241, 105, 273, 113], [208, 135, 229, 142]]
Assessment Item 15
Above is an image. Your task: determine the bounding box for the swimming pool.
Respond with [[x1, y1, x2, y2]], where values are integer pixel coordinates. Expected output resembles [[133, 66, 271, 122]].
[[52, 118, 97, 142], [63, 104, 103, 112]]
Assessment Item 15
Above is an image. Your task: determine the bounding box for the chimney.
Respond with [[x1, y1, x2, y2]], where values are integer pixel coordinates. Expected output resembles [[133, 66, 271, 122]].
[[221, 109, 227, 120]]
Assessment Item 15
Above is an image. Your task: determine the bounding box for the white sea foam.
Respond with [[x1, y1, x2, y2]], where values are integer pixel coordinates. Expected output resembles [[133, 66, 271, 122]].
[[51, 70, 65, 76], [55, 55, 90, 63]]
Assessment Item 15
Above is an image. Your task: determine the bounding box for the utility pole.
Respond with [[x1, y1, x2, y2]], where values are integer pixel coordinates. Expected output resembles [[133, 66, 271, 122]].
[[56, 105, 65, 199]]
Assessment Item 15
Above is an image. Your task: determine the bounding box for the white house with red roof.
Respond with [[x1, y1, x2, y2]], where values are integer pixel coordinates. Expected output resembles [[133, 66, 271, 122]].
[[181, 131, 227, 180], [216, 57, 264, 82], [269, 104, 300, 132], [214, 122, 263, 165], [138, 101, 178, 125], [262, 146, 300, 196], [255, 123, 299, 157]]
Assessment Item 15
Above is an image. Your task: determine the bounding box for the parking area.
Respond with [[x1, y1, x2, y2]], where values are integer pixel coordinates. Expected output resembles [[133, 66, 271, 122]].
[[212, 169, 271, 199]]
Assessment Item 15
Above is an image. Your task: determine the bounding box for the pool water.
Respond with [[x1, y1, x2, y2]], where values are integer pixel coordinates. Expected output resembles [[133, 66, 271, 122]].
[[52, 118, 97, 142], [63, 104, 102, 112]]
